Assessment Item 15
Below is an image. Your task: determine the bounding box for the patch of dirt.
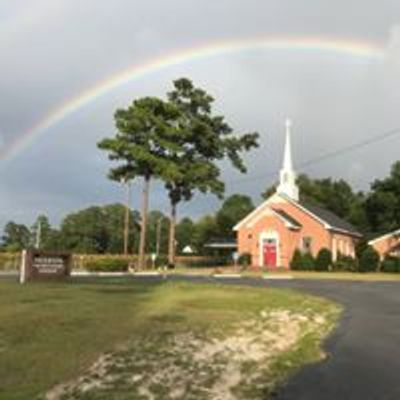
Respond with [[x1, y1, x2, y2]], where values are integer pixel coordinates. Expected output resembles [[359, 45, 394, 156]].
[[45, 310, 327, 400]]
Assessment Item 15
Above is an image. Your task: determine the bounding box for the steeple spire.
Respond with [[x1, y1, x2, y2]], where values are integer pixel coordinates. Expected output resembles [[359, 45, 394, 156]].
[[283, 118, 293, 170], [277, 118, 299, 201]]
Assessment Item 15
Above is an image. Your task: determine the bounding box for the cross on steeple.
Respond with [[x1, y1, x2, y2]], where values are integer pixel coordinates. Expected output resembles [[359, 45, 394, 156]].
[[277, 118, 299, 201]]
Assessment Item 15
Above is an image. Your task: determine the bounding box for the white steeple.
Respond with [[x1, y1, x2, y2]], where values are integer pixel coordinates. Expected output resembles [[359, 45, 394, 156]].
[[277, 118, 299, 201]]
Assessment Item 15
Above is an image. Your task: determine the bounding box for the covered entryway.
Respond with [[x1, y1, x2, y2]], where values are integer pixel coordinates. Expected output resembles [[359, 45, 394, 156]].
[[263, 238, 277, 267], [259, 231, 280, 267]]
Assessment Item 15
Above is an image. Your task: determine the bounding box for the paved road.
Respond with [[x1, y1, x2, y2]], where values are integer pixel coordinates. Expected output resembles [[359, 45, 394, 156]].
[[171, 276, 400, 400], [265, 279, 400, 400]]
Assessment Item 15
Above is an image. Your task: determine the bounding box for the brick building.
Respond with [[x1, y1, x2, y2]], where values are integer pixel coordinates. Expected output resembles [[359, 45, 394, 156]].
[[234, 120, 362, 268], [369, 229, 400, 260]]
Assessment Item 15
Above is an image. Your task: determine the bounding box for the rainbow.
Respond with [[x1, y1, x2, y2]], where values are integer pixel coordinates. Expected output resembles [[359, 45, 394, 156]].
[[0, 36, 385, 166]]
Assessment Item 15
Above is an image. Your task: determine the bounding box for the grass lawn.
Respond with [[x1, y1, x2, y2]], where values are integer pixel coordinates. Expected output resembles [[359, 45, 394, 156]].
[[0, 278, 339, 400]]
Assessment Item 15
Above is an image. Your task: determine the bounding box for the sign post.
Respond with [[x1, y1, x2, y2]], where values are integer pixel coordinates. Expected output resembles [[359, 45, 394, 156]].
[[20, 249, 72, 283], [20, 249, 27, 284]]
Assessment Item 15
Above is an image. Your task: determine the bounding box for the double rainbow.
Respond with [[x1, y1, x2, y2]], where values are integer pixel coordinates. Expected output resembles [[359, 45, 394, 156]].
[[0, 36, 385, 166]]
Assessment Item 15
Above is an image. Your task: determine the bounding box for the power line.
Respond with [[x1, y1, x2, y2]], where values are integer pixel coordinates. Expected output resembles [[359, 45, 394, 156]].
[[226, 126, 400, 187], [299, 127, 400, 168], [179, 126, 400, 214]]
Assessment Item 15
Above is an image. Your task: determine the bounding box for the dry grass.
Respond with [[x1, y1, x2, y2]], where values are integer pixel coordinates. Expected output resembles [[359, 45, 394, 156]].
[[46, 309, 332, 400]]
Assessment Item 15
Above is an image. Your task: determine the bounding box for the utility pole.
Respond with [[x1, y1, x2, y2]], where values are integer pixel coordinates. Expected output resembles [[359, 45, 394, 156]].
[[122, 178, 131, 255], [156, 217, 162, 256]]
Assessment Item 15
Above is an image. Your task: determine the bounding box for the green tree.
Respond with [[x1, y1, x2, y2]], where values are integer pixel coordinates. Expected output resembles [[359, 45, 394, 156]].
[[98, 97, 181, 268], [216, 194, 254, 238], [164, 78, 259, 265], [60, 206, 106, 253], [164, 158, 224, 264], [145, 211, 169, 255], [59, 204, 139, 254], [192, 215, 219, 255], [102, 204, 140, 254], [30, 215, 54, 249], [1, 221, 30, 251], [175, 217, 196, 254], [365, 161, 400, 233]]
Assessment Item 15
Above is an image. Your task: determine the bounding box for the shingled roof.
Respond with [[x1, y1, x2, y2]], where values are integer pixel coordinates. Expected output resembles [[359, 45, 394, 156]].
[[299, 200, 361, 237]]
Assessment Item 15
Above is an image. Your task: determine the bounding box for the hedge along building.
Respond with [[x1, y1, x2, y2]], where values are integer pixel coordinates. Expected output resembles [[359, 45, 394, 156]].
[[234, 120, 362, 268], [369, 229, 400, 260]]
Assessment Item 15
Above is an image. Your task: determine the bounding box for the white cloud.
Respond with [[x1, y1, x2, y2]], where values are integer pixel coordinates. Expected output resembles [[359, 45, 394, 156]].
[[384, 25, 400, 66], [0, 0, 67, 41]]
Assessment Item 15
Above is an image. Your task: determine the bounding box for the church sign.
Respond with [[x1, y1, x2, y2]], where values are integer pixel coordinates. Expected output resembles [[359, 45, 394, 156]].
[[20, 249, 72, 283]]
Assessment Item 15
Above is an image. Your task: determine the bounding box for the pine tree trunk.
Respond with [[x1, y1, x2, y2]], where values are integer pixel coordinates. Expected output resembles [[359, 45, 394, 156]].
[[168, 201, 177, 266], [138, 176, 150, 269]]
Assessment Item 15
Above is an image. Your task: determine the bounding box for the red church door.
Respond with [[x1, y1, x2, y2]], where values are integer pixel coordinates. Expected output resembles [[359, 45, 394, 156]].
[[263, 239, 277, 267]]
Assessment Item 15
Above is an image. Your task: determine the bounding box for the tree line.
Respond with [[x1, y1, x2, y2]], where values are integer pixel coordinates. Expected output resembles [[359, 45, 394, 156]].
[[0, 194, 254, 255], [2, 159, 400, 256]]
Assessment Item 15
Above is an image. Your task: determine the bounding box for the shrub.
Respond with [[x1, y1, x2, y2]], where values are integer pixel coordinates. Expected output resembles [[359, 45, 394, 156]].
[[84, 257, 129, 272], [290, 250, 315, 271], [290, 249, 303, 271], [177, 256, 230, 268], [156, 255, 169, 269], [301, 252, 315, 271], [0, 253, 20, 271], [315, 248, 332, 271], [238, 252, 252, 267], [333, 253, 357, 272], [358, 246, 380, 273], [381, 256, 400, 273]]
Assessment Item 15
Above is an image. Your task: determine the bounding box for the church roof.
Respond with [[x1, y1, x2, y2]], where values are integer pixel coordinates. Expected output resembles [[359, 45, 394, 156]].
[[369, 228, 400, 244], [272, 208, 302, 228], [298, 200, 361, 237], [233, 192, 362, 237]]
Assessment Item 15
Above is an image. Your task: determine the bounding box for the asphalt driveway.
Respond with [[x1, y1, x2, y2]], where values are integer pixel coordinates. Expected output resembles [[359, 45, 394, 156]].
[[171, 276, 400, 400], [266, 279, 400, 400]]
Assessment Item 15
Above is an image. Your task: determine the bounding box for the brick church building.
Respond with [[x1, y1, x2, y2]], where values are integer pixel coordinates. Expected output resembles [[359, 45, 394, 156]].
[[234, 120, 362, 268], [369, 229, 400, 260]]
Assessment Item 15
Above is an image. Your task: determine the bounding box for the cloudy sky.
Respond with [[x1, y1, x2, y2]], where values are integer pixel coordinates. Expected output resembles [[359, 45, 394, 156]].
[[1, 0, 400, 230]]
